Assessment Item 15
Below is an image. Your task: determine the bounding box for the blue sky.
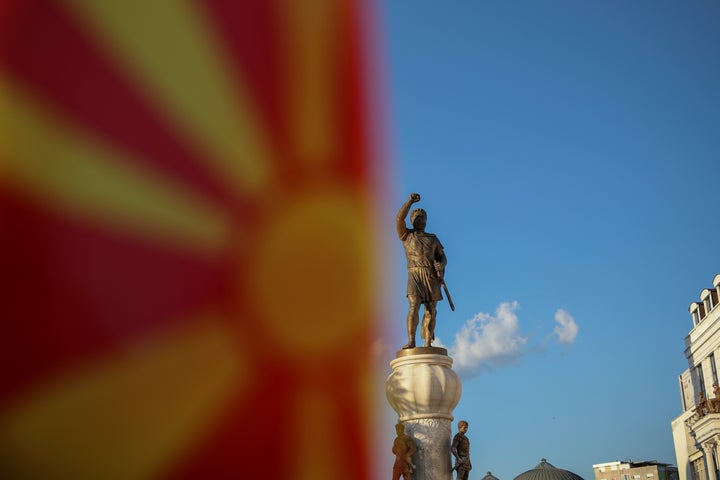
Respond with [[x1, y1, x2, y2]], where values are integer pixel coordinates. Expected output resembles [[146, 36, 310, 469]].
[[375, 2, 720, 479]]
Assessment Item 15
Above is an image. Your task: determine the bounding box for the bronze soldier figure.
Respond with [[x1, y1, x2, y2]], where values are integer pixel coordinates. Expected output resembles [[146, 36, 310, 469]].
[[392, 423, 417, 480], [397, 193, 447, 348], [451, 420, 472, 480]]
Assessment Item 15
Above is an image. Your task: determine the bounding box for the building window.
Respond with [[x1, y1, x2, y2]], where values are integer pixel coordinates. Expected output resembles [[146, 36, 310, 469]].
[[705, 296, 714, 315], [698, 364, 707, 396], [712, 354, 719, 387], [623, 475, 631, 480], [646, 474, 654, 478], [692, 303, 702, 326]]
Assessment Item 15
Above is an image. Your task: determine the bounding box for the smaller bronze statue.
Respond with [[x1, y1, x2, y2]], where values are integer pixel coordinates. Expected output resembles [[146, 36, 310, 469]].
[[710, 384, 720, 413], [696, 391, 709, 419], [397, 193, 450, 349], [451, 420, 472, 480], [392, 422, 417, 480]]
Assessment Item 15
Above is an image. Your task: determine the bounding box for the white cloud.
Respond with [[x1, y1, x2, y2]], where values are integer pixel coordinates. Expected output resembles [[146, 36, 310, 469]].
[[553, 308, 578, 344], [448, 301, 527, 379]]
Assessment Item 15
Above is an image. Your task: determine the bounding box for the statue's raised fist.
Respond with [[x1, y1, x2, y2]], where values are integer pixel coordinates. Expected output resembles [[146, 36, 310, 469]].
[[409, 193, 421, 203]]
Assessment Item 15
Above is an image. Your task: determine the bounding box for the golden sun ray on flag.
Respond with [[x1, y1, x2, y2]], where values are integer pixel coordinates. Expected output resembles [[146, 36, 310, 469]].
[[62, 0, 275, 194], [293, 389, 344, 480], [280, 0, 340, 165], [0, 319, 247, 480], [0, 74, 233, 256]]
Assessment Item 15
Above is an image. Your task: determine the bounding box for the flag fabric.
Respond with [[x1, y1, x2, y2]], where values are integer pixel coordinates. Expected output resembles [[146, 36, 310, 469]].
[[0, 1, 382, 478]]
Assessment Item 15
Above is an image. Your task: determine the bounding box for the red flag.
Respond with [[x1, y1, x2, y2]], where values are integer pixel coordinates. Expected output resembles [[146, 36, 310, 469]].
[[0, 1, 383, 478]]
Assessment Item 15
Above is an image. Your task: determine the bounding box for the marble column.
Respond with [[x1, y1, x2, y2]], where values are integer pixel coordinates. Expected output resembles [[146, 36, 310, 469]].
[[386, 347, 462, 480], [704, 442, 718, 480]]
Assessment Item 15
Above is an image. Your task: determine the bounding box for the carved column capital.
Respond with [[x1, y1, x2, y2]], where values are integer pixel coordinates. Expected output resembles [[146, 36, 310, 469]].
[[703, 441, 719, 480]]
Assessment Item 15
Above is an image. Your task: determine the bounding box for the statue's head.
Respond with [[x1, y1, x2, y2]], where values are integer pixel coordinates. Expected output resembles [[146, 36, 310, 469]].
[[458, 420, 469, 432], [395, 423, 405, 435], [410, 208, 427, 230]]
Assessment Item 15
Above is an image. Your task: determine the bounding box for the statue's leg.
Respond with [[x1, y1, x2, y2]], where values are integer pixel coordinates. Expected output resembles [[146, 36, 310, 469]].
[[392, 463, 401, 480], [420, 307, 430, 345], [422, 302, 437, 347], [403, 296, 421, 349]]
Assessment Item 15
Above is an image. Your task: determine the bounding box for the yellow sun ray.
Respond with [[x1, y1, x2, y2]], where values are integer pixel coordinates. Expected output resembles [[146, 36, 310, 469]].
[[0, 317, 246, 480], [293, 389, 344, 480], [281, 0, 339, 165], [0, 75, 233, 255], [62, 0, 273, 193]]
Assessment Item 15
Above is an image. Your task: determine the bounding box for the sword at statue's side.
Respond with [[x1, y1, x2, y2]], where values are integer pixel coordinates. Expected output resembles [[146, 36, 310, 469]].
[[441, 279, 455, 311]]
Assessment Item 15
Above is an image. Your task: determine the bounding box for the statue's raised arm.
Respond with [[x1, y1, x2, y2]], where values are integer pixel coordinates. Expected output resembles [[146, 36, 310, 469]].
[[396, 192, 421, 240]]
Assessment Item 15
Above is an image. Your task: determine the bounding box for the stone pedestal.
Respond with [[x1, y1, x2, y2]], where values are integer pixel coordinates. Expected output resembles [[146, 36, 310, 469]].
[[385, 347, 462, 480]]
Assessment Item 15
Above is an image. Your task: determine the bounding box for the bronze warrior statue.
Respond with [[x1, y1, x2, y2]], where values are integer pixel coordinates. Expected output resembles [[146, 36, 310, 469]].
[[452, 420, 472, 480], [397, 192, 448, 349], [392, 422, 417, 480]]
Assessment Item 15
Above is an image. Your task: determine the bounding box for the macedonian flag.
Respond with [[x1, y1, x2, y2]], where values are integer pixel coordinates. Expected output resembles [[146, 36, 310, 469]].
[[0, 1, 383, 478]]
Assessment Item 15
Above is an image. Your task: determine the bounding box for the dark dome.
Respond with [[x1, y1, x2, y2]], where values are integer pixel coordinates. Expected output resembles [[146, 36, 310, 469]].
[[514, 459, 584, 480], [483, 472, 500, 480]]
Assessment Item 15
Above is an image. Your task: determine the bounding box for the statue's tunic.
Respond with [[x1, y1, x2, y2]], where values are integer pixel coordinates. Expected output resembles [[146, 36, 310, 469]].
[[398, 229, 444, 303]]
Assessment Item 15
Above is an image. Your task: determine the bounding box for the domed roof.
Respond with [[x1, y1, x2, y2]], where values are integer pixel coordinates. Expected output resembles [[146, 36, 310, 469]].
[[483, 472, 500, 480], [514, 458, 584, 480]]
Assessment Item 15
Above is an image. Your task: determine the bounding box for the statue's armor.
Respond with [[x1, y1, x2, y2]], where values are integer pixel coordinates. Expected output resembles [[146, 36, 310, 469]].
[[401, 231, 444, 303]]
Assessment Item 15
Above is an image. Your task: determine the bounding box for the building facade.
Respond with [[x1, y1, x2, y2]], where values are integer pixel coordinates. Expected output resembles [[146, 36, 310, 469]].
[[593, 461, 678, 480], [671, 274, 720, 480]]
